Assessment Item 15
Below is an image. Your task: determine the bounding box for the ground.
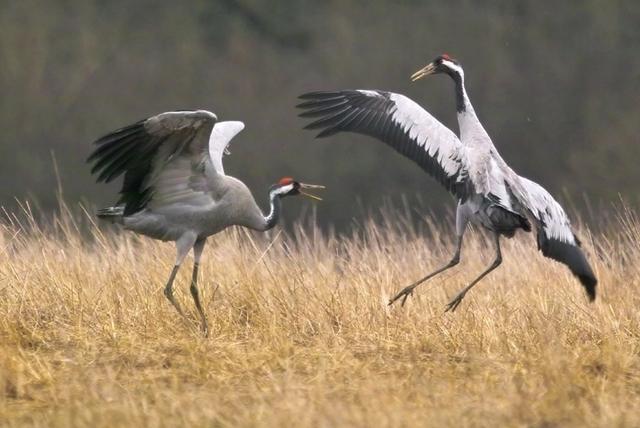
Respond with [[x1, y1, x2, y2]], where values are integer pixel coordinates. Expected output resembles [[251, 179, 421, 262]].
[[1, 208, 639, 427]]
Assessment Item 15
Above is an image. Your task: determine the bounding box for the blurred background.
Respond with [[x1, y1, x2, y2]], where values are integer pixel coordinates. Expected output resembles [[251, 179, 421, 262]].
[[1, 0, 639, 232]]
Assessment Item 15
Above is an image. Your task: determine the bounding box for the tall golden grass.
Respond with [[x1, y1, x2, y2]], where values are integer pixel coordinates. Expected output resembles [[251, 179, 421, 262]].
[[1, 201, 639, 427]]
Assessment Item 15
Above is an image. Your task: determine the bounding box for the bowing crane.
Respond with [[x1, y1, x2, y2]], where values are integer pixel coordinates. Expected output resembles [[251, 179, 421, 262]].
[[88, 110, 324, 334]]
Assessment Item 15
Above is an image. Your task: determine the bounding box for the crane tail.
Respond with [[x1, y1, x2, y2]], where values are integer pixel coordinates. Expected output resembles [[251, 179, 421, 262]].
[[96, 206, 125, 224], [538, 234, 597, 301]]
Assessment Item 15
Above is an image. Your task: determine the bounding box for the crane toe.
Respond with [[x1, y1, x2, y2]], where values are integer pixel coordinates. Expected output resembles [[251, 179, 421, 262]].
[[388, 285, 416, 307], [444, 292, 466, 312]]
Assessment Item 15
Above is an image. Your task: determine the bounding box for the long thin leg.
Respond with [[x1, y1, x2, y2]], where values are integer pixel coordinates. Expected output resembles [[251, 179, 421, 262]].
[[164, 232, 198, 317], [164, 265, 185, 317], [389, 234, 464, 307], [389, 201, 471, 307], [190, 237, 208, 336], [445, 232, 502, 313]]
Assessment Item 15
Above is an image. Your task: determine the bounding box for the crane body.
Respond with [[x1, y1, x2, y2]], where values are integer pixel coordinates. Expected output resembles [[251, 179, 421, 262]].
[[89, 110, 323, 334], [298, 54, 596, 311]]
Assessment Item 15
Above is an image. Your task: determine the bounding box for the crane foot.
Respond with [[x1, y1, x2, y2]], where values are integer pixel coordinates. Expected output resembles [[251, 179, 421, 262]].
[[164, 290, 187, 318], [444, 291, 466, 312], [200, 319, 209, 337], [388, 285, 416, 307]]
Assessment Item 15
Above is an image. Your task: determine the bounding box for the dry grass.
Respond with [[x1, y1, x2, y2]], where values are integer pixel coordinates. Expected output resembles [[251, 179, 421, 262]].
[[1, 203, 639, 427]]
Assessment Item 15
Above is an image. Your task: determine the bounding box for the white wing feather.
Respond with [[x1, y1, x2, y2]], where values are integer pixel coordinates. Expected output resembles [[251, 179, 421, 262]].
[[149, 120, 245, 209], [208, 121, 245, 176], [388, 93, 466, 180]]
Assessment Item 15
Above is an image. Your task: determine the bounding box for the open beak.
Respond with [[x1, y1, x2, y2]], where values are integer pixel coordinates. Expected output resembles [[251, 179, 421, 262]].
[[299, 183, 325, 201], [410, 63, 437, 82]]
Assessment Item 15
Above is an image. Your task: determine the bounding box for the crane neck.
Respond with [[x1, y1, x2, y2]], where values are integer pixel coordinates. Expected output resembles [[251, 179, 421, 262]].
[[452, 71, 474, 114], [451, 71, 488, 143], [262, 189, 283, 231]]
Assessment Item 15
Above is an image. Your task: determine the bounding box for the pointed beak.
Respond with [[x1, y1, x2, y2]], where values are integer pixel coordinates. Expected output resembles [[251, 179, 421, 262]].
[[298, 183, 325, 201], [411, 63, 437, 82]]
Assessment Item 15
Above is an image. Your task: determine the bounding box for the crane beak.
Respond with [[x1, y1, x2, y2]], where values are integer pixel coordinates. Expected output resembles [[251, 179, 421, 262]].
[[299, 183, 325, 201], [411, 63, 437, 81]]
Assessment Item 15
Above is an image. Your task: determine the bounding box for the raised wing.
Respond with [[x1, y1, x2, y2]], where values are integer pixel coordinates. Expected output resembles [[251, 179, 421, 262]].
[[88, 110, 217, 215], [519, 177, 597, 300], [147, 120, 245, 212], [208, 121, 245, 175], [297, 90, 472, 200]]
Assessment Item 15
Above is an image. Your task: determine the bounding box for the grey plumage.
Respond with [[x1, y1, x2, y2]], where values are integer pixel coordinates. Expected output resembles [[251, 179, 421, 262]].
[[88, 110, 324, 334], [298, 54, 596, 309], [298, 90, 472, 200]]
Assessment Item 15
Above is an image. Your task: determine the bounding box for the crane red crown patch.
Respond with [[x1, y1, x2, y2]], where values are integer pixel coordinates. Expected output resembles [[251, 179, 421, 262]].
[[279, 177, 294, 185]]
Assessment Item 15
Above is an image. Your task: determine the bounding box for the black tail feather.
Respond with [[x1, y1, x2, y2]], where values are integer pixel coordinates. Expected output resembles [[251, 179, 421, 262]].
[[538, 234, 597, 301]]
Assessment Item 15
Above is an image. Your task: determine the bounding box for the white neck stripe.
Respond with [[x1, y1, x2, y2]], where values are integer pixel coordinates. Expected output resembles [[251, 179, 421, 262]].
[[442, 60, 464, 79]]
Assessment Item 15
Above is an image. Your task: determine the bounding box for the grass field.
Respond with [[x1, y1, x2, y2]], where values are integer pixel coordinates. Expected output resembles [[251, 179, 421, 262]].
[[1, 203, 639, 427]]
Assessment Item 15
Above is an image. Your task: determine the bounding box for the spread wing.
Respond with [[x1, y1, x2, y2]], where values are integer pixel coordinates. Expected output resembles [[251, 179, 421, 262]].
[[519, 176, 597, 300], [208, 121, 245, 175], [297, 90, 472, 200], [88, 110, 245, 215]]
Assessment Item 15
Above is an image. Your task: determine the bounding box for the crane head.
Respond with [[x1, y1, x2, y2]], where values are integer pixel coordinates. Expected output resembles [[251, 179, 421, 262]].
[[271, 177, 325, 201], [411, 53, 463, 82]]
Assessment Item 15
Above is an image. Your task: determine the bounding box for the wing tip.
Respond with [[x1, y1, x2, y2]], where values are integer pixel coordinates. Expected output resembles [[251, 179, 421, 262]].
[[296, 100, 316, 109], [298, 91, 325, 99], [302, 122, 322, 131], [316, 127, 339, 138], [215, 120, 245, 131], [195, 109, 218, 122], [299, 123, 331, 138], [303, 119, 341, 134], [297, 108, 315, 116]]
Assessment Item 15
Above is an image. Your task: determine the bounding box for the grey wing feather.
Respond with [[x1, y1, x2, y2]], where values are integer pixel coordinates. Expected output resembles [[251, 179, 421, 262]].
[[298, 90, 472, 200], [147, 121, 245, 210], [88, 110, 218, 215], [519, 177, 597, 300]]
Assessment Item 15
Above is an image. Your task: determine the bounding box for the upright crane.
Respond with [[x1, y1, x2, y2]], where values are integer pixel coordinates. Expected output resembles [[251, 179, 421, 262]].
[[88, 110, 324, 334], [298, 54, 596, 311]]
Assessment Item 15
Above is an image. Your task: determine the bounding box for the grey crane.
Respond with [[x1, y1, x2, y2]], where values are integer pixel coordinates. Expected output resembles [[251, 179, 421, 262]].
[[297, 54, 597, 311], [88, 110, 324, 334]]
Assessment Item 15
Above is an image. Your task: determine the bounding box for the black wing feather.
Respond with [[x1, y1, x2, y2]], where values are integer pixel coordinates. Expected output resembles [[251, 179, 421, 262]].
[[87, 118, 200, 215], [298, 90, 471, 200]]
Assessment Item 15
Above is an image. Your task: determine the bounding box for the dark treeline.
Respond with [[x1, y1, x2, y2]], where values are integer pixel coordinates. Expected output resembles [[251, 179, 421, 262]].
[[1, 0, 639, 231]]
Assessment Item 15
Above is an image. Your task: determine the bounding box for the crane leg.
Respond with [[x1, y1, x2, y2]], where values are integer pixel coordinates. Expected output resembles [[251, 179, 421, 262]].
[[445, 232, 502, 313], [388, 234, 464, 307], [164, 266, 185, 317], [190, 237, 208, 336], [164, 233, 197, 319]]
